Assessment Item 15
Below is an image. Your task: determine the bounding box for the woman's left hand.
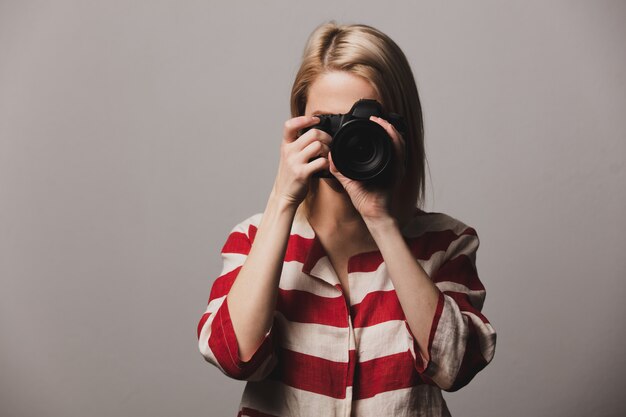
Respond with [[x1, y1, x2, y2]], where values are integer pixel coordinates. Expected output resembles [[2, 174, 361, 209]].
[[328, 115, 406, 222]]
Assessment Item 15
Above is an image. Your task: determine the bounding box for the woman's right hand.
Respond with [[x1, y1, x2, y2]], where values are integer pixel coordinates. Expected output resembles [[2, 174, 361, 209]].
[[271, 115, 332, 207]]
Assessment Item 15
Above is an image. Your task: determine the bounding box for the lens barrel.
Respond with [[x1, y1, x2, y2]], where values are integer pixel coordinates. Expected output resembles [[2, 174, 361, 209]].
[[330, 119, 392, 181]]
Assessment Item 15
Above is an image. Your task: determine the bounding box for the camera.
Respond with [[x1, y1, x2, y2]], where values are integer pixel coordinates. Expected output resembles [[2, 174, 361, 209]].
[[299, 98, 407, 184]]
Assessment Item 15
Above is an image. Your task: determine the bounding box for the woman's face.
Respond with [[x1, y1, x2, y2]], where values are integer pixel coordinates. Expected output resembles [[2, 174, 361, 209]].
[[303, 70, 412, 217], [304, 71, 382, 191], [304, 70, 381, 118]]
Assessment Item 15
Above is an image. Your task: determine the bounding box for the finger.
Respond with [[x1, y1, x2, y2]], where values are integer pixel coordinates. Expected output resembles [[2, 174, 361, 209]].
[[300, 140, 330, 164], [370, 116, 403, 143], [370, 115, 405, 163], [283, 115, 321, 143], [328, 151, 348, 182], [293, 126, 332, 151], [302, 154, 330, 177]]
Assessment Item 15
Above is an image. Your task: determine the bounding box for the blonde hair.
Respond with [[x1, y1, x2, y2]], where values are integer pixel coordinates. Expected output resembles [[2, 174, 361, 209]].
[[291, 21, 429, 223]]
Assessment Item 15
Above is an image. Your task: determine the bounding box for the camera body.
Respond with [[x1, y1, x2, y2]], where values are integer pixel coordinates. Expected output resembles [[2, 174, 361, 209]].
[[299, 98, 407, 185]]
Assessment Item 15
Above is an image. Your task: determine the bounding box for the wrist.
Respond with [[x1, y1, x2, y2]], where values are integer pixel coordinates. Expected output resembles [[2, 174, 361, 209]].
[[363, 214, 398, 235], [267, 188, 300, 214]]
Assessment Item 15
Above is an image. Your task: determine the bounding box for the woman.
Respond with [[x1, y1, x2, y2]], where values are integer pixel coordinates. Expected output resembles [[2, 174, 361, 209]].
[[198, 21, 496, 416]]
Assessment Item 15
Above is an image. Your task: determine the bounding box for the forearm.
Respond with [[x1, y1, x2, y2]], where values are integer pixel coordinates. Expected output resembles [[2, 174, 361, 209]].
[[364, 215, 441, 361], [226, 191, 297, 362]]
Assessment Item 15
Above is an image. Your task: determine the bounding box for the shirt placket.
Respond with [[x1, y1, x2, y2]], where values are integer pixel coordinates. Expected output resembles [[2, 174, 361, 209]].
[[338, 283, 356, 417]]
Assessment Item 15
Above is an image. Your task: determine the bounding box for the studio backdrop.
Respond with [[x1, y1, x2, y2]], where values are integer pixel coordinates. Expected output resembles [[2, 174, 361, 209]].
[[1, 1, 625, 416]]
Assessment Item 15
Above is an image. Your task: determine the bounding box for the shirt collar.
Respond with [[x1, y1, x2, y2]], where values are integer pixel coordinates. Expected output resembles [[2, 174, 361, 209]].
[[292, 205, 422, 289], [292, 206, 337, 287]]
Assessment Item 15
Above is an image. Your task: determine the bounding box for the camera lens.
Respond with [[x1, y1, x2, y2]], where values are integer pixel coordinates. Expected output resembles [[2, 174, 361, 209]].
[[332, 120, 392, 181], [346, 135, 376, 164]]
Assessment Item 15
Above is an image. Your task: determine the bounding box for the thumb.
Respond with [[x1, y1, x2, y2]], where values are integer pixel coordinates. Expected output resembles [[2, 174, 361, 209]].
[[328, 151, 347, 183]]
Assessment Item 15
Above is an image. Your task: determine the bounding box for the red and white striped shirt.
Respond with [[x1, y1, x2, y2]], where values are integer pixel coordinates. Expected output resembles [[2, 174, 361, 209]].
[[197, 206, 496, 416]]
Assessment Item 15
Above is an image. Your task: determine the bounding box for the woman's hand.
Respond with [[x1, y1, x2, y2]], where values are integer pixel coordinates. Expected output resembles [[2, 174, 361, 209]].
[[271, 115, 332, 208], [328, 115, 406, 221]]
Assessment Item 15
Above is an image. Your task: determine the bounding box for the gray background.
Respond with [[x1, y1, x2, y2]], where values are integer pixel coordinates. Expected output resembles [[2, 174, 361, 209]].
[[1, 1, 625, 416]]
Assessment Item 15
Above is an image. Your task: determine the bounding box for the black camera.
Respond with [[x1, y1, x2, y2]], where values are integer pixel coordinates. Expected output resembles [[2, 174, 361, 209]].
[[299, 98, 407, 184]]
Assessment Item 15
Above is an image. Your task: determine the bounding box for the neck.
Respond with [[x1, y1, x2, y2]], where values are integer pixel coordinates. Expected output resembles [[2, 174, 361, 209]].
[[307, 178, 369, 233], [305, 176, 417, 238]]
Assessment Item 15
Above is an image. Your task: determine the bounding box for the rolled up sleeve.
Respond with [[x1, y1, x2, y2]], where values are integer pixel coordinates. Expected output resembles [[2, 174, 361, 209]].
[[197, 221, 278, 381], [405, 226, 497, 391]]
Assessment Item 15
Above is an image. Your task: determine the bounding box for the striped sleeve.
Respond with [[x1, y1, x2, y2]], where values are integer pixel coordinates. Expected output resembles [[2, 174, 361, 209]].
[[405, 225, 497, 392], [196, 217, 278, 381]]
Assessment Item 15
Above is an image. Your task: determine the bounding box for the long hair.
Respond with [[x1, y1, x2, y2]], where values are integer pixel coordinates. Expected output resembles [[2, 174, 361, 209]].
[[290, 21, 429, 223]]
